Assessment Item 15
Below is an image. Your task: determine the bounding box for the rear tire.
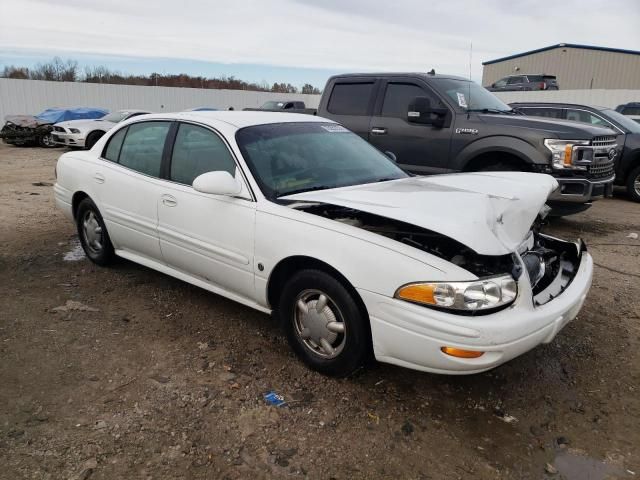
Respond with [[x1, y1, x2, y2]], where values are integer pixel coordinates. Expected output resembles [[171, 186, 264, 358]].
[[626, 165, 640, 203], [85, 131, 104, 150], [279, 269, 370, 376], [76, 198, 115, 266]]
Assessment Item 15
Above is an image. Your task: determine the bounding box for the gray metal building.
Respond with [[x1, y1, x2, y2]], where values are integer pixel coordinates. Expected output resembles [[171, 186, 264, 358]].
[[482, 43, 640, 90]]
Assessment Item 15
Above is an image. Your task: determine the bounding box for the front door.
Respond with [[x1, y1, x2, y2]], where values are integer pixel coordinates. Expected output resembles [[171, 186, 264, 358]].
[[368, 81, 453, 173], [157, 122, 257, 300]]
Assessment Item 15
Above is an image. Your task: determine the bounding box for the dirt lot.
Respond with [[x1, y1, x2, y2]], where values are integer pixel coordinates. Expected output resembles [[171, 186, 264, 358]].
[[0, 143, 638, 480]]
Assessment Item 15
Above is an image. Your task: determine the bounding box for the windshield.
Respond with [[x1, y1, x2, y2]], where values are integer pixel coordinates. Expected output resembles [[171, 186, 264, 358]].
[[431, 78, 513, 112], [236, 122, 408, 200], [101, 111, 130, 123], [261, 101, 285, 109], [602, 108, 640, 134]]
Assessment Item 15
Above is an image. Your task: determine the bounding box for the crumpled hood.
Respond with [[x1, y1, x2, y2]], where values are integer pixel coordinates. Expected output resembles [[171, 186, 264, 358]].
[[282, 172, 558, 256], [55, 119, 114, 131]]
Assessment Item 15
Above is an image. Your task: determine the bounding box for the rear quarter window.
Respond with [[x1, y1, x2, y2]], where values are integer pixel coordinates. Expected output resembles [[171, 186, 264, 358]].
[[103, 127, 128, 162], [327, 82, 374, 115]]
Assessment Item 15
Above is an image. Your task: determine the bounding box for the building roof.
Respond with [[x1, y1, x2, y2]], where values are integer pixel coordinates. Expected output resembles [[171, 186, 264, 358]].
[[482, 43, 640, 66]]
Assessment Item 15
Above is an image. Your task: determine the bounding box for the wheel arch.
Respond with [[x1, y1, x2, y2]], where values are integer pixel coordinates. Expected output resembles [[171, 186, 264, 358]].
[[456, 136, 547, 171], [267, 255, 370, 321], [71, 191, 90, 220]]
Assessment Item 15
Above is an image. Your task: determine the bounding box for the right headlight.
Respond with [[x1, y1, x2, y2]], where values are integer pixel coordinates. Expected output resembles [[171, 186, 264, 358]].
[[544, 139, 590, 170], [395, 274, 517, 313]]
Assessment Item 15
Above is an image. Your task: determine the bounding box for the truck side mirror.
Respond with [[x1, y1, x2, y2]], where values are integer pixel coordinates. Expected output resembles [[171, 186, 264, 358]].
[[407, 97, 447, 128]]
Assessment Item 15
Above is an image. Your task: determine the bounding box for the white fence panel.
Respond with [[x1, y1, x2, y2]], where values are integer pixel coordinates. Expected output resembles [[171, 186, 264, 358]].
[[0, 78, 322, 120], [494, 89, 640, 108]]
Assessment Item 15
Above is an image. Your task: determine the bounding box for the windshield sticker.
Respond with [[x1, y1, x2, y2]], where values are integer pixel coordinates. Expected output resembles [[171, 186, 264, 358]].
[[321, 125, 349, 133], [456, 92, 468, 108]]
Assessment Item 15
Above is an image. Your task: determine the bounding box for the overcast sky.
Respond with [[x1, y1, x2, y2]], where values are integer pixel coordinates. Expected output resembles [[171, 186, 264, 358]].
[[1, 0, 638, 87]]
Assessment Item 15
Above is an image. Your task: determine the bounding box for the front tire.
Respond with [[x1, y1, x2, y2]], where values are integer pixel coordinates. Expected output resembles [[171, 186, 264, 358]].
[[76, 198, 114, 266], [38, 133, 56, 148], [279, 269, 370, 376], [626, 165, 640, 203]]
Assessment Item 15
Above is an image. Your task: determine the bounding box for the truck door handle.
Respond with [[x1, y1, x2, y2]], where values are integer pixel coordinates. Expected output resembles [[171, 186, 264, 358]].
[[93, 173, 105, 184], [161, 194, 177, 207], [371, 127, 387, 135]]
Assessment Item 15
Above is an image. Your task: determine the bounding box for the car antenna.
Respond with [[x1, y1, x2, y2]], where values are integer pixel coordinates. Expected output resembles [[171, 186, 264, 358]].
[[427, 68, 436, 75], [467, 41, 473, 118]]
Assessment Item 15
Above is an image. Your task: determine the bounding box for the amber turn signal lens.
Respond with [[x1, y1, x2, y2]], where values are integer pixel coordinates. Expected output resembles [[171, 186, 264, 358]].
[[396, 284, 436, 304], [440, 347, 484, 359], [564, 144, 573, 166]]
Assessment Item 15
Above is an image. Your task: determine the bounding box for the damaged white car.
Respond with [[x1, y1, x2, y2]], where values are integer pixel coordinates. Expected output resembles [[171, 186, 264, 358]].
[[54, 112, 593, 376]]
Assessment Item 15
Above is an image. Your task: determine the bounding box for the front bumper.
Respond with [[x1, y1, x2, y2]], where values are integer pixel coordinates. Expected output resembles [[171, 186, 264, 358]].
[[548, 174, 614, 203], [52, 132, 86, 147], [360, 250, 593, 374]]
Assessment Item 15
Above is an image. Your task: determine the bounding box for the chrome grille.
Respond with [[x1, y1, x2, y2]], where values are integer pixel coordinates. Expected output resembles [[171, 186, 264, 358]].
[[591, 136, 616, 147], [588, 159, 615, 179]]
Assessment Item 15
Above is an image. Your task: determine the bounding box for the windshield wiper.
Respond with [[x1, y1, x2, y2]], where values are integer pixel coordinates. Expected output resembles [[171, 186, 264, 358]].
[[277, 185, 335, 197], [467, 108, 516, 115]]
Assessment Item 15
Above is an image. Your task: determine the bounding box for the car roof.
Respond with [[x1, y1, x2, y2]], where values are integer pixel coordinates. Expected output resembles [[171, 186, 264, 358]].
[[137, 111, 330, 129], [510, 102, 609, 111], [330, 72, 469, 81]]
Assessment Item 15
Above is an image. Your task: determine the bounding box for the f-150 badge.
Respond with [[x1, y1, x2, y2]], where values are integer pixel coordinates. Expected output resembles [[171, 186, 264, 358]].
[[455, 128, 479, 135]]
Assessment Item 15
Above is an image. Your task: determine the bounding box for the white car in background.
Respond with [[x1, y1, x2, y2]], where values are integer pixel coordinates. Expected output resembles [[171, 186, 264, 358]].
[[52, 109, 151, 149], [53, 111, 593, 376]]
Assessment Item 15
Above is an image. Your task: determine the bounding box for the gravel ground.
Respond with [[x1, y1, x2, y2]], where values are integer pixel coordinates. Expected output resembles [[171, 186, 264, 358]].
[[0, 143, 638, 480]]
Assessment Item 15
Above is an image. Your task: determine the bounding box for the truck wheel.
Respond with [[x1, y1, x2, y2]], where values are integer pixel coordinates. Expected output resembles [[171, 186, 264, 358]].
[[627, 165, 640, 203], [85, 131, 104, 150], [279, 269, 370, 377]]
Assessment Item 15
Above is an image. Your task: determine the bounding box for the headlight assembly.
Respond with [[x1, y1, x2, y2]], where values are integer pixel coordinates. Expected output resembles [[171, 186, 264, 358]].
[[544, 139, 590, 170], [69, 128, 81, 134], [395, 274, 517, 312]]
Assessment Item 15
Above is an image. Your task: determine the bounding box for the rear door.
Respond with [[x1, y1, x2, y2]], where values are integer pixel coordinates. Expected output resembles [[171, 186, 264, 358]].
[[321, 79, 378, 139], [97, 121, 171, 260], [368, 80, 453, 173], [156, 122, 257, 300]]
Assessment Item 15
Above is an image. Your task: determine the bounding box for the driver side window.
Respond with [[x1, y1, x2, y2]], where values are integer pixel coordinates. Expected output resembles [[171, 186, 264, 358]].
[[381, 83, 444, 120], [170, 123, 236, 185]]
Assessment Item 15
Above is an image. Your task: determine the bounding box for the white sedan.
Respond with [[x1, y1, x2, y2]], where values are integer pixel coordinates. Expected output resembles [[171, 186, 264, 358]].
[[52, 109, 151, 149], [54, 112, 593, 376]]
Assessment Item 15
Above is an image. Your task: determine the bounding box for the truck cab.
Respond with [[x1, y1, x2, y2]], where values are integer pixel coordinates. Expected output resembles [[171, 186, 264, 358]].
[[317, 73, 618, 214]]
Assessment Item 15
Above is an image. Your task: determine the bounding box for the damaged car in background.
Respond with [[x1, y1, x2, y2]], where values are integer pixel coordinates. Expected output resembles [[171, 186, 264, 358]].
[[0, 107, 107, 147], [54, 112, 593, 376], [52, 109, 151, 149]]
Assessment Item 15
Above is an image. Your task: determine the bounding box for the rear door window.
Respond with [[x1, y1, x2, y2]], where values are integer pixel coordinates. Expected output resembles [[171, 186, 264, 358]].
[[170, 123, 236, 185], [381, 83, 445, 120], [118, 121, 171, 177], [103, 127, 128, 162], [327, 82, 374, 115]]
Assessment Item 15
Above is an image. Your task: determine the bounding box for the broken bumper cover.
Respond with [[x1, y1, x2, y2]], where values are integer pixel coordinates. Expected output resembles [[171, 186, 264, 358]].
[[359, 250, 593, 374]]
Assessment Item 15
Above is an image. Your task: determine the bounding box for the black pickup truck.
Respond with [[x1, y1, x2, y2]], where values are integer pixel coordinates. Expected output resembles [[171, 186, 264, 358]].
[[316, 72, 619, 214]]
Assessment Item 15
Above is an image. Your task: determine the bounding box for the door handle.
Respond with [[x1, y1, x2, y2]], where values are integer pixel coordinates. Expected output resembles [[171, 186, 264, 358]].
[[93, 173, 105, 184], [371, 127, 387, 135], [161, 194, 177, 207]]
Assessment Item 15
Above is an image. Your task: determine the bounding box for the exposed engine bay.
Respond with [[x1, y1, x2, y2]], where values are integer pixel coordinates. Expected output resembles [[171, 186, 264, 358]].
[[289, 201, 583, 306], [289, 202, 521, 278]]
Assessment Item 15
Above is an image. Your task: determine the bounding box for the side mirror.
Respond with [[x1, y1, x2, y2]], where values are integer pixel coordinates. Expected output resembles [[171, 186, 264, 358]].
[[407, 96, 447, 127], [384, 151, 397, 162], [193, 171, 242, 196]]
